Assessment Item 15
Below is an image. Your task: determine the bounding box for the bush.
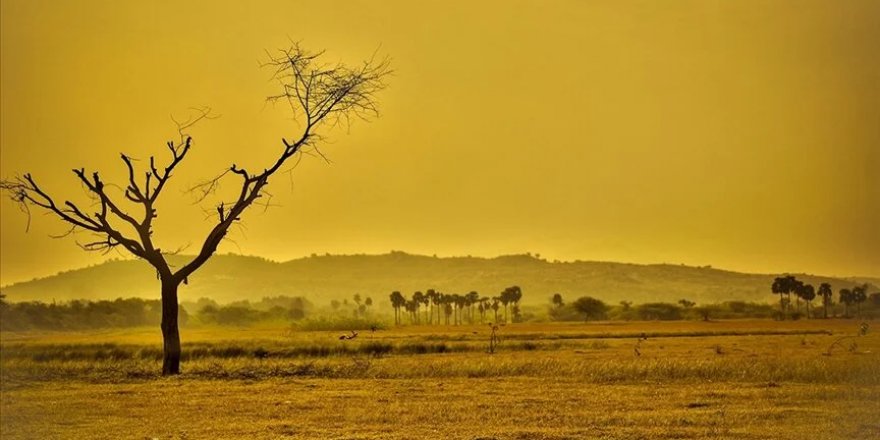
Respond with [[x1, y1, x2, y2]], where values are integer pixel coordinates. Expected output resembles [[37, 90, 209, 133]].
[[636, 303, 682, 321]]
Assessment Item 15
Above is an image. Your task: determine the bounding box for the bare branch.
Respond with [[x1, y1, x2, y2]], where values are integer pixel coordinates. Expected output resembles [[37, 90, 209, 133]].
[[176, 44, 390, 282]]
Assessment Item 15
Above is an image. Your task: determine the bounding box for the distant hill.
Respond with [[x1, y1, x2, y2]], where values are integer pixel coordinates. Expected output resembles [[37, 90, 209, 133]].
[[1, 252, 876, 306]]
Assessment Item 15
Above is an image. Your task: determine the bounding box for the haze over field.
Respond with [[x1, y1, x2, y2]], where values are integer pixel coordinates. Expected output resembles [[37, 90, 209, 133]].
[[3, 3, 880, 439], [2, 0, 878, 286], [2, 252, 876, 306]]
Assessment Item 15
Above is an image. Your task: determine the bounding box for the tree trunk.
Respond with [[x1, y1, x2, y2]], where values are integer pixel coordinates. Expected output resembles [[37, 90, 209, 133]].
[[823, 299, 828, 319], [160, 279, 182, 376]]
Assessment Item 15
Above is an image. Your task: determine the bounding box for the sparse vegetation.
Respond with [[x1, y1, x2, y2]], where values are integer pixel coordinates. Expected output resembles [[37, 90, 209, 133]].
[[1, 320, 878, 439]]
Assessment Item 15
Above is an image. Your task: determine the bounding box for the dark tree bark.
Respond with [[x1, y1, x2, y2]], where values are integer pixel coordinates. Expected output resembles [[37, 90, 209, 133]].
[[160, 278, 182, 375]]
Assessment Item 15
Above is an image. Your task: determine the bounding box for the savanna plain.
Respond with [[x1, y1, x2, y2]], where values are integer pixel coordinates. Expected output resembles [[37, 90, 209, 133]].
[[1, 319, 878, 439]]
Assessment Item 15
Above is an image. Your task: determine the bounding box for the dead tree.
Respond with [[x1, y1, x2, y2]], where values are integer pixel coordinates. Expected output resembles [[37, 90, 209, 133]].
[[0, 44, 390, 375]]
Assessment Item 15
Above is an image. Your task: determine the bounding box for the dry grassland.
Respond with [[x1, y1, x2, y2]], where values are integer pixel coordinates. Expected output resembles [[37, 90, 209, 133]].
[[2, 320, 878, 439]]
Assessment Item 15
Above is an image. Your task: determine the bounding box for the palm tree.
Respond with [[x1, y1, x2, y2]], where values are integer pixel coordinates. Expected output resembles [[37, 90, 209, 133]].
[[839, 288, 853, 318], [420, 292, 431, 324], [792, 279, 805, 314], [508, 286, 523, 318], [499, 287, 521, 323], [491, 298, 500, 323], [353, 294, 362, 317], [453, 294, 465, 325], [465, 291, 479, 324], [433, 291, 444, 324], [817, 283, 833, 318], [799, 283, 815, 318], [389, 291, 405, 325], [771, 275, 797, 317], [852, 284, 868, 318], [479, 297, 490, 323], [425, 289, 437, 325], [412, 291, 424, 325], [406, 300, 420, 324]]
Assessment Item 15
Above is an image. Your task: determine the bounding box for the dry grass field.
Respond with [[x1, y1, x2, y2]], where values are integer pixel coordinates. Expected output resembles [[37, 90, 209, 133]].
[[2, 319, 879, 439]]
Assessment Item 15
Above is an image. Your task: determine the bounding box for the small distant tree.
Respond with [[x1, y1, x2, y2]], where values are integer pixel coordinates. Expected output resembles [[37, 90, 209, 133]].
[[498, 286, 522, 323], [511, 304, 522, 322], [353, 294, 362, 317], [404, 300, 416, 324], [428, 289, 441, 324], [499, 290, 511, 322], [411, 291, 424, 325], [799, 283, 815, 318], [389, 291, 405, 325], [852, 284, 868, 318], [678, 299, 695, 309], [839, 288, 853, 318], [572, 296, 608, 322], [419, 292, 431, 324], [552, 293, 565, 309], [491, 299, 500, 323], [695, 306, 712, 321], [817, 283, 833, 319], [771, 275, 798, 317], [467, 291, 480, 324]]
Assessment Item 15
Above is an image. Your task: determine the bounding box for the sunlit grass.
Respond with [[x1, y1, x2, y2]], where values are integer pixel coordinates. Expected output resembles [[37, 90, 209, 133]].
[[2, 319, 878, 439]]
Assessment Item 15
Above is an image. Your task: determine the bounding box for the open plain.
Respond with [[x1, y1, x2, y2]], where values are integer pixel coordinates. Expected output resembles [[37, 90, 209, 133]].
[[2, 320, 878, 439]]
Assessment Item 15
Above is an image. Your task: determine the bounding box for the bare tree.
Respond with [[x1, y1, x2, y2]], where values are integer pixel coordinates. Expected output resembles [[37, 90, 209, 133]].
[[1, 44, 390, 375]]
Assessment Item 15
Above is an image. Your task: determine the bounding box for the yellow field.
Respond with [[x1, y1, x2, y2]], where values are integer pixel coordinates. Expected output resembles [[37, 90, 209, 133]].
[[2, 320, 879, 439]]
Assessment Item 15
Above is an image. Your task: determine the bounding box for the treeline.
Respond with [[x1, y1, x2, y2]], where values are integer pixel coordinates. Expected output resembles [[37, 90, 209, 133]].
[[0, 296, 188, 331], [388, 286, 523, 325], [0, 294, 312, 331], [771, 276, 879, 320], [183, 296, 312, 326], [547, 295, 781, 321]]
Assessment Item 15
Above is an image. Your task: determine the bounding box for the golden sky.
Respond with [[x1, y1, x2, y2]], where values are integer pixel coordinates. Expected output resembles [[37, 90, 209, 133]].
[[1, 0, 878, 284]]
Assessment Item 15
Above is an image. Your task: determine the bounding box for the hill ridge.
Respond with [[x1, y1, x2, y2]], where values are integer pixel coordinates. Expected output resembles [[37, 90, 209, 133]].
[[2, 252, 876, 306]]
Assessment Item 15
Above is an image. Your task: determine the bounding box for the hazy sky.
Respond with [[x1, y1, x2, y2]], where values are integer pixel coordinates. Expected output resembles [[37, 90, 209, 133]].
[[1, 0, 878, 284]]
